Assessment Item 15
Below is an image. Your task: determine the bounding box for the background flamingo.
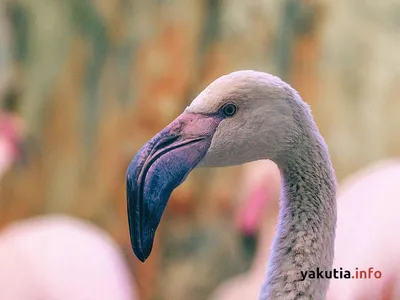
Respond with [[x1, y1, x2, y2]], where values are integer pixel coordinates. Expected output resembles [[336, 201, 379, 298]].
[[0, 109, 23, 178], [0, 215, 138, 300], [327, 159, 400, 300], [209, 160, 281, 300]]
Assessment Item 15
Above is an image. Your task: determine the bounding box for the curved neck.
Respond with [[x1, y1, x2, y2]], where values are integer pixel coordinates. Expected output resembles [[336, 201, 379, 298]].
[[258, 130, 337, 300]]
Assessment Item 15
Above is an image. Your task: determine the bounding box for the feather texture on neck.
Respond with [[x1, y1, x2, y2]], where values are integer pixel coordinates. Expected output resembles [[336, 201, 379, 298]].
[[259, 123, 337, 300]]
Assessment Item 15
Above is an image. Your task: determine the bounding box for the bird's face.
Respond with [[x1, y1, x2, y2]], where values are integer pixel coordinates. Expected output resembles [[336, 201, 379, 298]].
[[188, 71, 299, 168], [126, 70, 300, 261]]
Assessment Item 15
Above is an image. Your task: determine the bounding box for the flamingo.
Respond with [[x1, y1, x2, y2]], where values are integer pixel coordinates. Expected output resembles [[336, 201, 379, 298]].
[[326, 159, 400, 300], [210, 158, 400, 300], [0, 215, 138, 300], [126, 70, 337, 299], [0, 111, 23, 178], [209, 160, 281, 300]]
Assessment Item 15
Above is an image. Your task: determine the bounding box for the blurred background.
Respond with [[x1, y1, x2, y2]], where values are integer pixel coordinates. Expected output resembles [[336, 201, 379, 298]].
[[0, 0, 399, 300]]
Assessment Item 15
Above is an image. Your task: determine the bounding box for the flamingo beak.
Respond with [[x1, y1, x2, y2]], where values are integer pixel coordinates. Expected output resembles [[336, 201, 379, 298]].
[[126, 111, 222, 262]]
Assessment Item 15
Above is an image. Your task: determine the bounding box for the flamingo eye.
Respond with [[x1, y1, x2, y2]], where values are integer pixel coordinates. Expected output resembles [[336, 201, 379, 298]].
[[221, 103, 238, 117]]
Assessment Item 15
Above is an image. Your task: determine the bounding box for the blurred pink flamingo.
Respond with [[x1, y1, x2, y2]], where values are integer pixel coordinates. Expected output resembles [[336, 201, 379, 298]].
[[0, 110, 23, 178], [326, 159, 400, 300], [0, 214, 139, 300], [209, 160, 281, 300]]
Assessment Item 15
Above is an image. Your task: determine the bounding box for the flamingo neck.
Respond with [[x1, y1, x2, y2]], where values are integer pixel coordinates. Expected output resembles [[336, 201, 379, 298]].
[[258, 131, 337, 300]]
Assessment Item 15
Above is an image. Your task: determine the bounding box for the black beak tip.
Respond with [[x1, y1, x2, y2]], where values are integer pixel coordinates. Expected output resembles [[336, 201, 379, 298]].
[[131, 234, 154, 263], [135, 250, 147, 263]]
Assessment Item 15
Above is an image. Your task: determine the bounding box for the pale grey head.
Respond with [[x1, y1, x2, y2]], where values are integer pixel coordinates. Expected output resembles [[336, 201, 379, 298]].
[[187, 70, 311, 168]]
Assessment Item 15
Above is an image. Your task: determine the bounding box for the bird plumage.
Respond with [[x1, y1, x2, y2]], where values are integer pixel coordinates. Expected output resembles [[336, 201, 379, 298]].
[[127, 70, 337, 299]]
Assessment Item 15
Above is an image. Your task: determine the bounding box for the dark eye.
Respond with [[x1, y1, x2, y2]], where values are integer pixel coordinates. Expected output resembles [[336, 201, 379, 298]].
[[221, 103, 238, 117]]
